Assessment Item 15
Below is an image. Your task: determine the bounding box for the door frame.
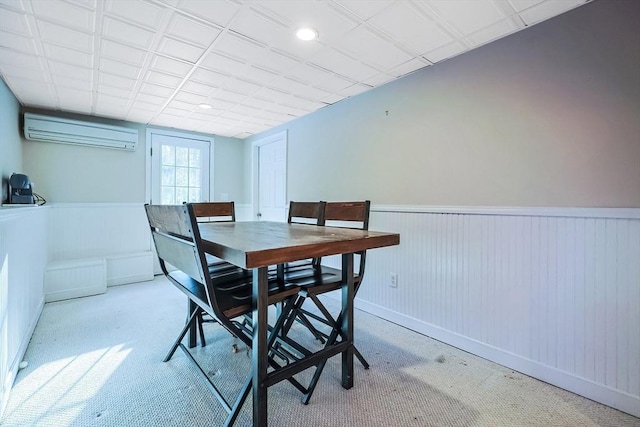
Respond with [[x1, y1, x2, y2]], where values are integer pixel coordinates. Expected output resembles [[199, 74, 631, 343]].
[[145, 127, 214, 204], [251, 130, 287, 220]]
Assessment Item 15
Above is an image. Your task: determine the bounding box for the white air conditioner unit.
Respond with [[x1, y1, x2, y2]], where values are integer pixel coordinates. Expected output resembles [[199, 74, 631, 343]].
[[23, 113, 138, 151]]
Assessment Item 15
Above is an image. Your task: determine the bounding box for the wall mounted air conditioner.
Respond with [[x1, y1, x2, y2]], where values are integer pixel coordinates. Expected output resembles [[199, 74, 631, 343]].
[[23, 113, 138, 151]]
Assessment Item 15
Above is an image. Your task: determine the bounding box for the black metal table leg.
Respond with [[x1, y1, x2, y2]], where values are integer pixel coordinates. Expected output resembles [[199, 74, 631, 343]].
[[341, 252, 354, 389], [252, 266, 269, 426]]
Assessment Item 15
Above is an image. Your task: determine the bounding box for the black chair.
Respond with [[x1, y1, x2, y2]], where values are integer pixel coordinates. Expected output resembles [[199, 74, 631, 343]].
[[145, 203, 306, 425], [282, 200, 371, 404]]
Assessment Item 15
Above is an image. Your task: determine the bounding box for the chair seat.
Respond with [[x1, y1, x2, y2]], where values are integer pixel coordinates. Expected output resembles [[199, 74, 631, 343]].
[[169, 270, 299, 319], [283, 265, 362, 295]]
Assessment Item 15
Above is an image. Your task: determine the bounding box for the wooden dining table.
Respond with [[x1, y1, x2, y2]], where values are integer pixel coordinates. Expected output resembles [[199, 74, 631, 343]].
[[194, 220, 399, 426]]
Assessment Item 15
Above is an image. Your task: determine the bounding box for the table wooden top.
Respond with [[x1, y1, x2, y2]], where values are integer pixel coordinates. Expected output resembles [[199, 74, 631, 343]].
[[198, 221, 400, 269]]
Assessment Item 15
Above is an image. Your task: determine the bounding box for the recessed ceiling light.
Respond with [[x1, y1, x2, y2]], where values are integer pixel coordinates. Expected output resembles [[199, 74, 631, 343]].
[[198, 103, 212, 109], [296, 27, 318, 41]]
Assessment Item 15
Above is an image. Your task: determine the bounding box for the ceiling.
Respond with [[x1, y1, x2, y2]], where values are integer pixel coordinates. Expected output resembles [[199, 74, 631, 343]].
[[0, 0, 590, 139]]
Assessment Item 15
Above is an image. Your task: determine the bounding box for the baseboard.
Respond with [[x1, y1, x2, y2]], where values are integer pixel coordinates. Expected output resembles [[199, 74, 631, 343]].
[[351, 297, 640, 418], [0, 296, 44, 418]]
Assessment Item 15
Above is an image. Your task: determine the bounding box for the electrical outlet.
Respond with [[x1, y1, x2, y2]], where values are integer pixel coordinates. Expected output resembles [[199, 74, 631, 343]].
[[390, 272, 398, 288]]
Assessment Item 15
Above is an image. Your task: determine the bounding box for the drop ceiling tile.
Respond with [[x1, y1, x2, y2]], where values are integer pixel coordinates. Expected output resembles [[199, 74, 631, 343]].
[[0, 6, 32, 36], [43, 43, 92, 67], [231, 103, 262, 116], [518, 0, 585, 25], [140, 82, 175, 97], [210, 88, 247, 103], [338, 83, 372, 97], [367, 2, 454, 55], [31, 0, 95, 33], [144, 69, 183, 87], [200, 51, 246, 74], [99, 71, 137, 90], [508, 0, 545, 13], [149, 54, 192, 77], [52, 73, 93, 91], [362, 72, 395, 87], [466, 18, 522, 47], [37, 20, 93, 52], [157, 36, 206, 63], [268, 76, 331, 100], [179, 0, 241, 27], [320, 93, 346, 104], [0, 47, 41, 70], [214, 32, 268, 63], [339, 26, 413, 70], [312, 73, 355, 93], [191, 111, 225, 122], [174, 90, 208, 104], [163, 106, 193, 116], [241, 66, 278, 85], [4, 76, 55, 102], [251, 49, 299, 74], [104, 0, 166, 30], [256, 1, 358, 44], [333, 0, 394, 21], [223, 77, 262, 95], [136, 92, 168, 105], [181, 80, 216, 96], [0, 63, 43, 82], [131, 100, 163, 112], [97, 92, 129, 107], [165, 13, 222, 48], [99, 57, 141, 79], [167, 99, 195, 111], [190, 67, 230, 86], [101, 39, 148, 66], [426, 0, 506, 36], [387, 58, 428, 78], [240, 97, 277, 110], [102, 15, 156, 49], [205, 97, 236, 111], [97, 85, 133, 99], [423, 40, 467, 63], [57, 87, 93, 105], [308, 47, 378, 81], [0, 30, 38, 55], [229, 6, 322, 60]]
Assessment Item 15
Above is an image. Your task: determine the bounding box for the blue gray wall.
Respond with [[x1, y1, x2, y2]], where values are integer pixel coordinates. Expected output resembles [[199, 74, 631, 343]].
[[245, 0, 640, 208]]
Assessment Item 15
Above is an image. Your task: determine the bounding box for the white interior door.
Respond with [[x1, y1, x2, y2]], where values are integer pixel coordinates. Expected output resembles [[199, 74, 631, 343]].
[[148, 130, 211, 205], [253, 131, 287, 222]]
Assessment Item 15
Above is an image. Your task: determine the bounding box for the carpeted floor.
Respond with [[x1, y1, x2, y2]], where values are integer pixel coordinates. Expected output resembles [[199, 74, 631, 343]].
[[2, 277, 638, 426]]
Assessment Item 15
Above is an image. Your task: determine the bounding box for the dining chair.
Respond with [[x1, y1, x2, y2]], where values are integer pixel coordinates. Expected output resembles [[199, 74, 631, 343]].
[[145, 203, 307, 425], [283, 201, 326, 271], [189, 202, 244, 345], [282, 200, 371, 404]]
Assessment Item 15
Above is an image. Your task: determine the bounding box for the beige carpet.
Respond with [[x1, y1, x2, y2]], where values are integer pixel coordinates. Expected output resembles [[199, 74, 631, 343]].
[[2, 277, 637, 427]]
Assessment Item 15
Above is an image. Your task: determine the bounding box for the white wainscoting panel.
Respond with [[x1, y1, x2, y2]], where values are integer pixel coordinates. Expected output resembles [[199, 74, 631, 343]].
[[0, 206, 48, 417], [48, 203, 152, 261], [45, 258, 106, 302], [325, 206, 640, 416], [48, 203, 154, 287]]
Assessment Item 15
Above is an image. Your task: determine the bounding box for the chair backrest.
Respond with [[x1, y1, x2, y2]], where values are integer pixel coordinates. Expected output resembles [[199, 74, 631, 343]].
[[145, 204, 222, 319], [323, 201, 371, 280], [287, 201, 325, 225], [190, 201, 235, 222]]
